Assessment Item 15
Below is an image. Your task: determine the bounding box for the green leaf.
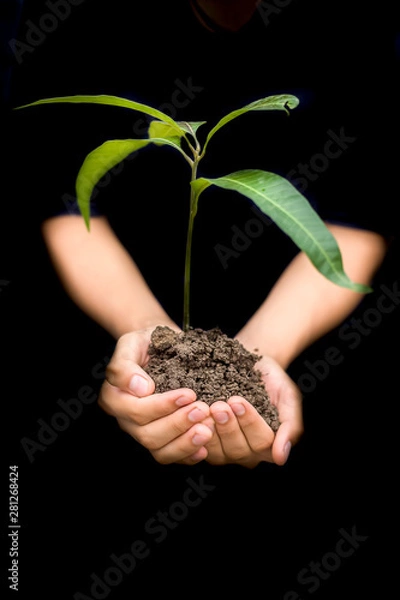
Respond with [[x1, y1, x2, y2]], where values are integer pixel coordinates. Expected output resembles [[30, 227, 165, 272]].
[[201, 94, 299, 155], [191, 170, 372, 294], [76, 138, 186, 229], [148, 121, 183, 147], [177, 121, 207, 135], [15, 94, 188, 134]]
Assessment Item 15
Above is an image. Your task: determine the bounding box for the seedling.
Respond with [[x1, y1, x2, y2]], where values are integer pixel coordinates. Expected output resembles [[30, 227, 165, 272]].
[[16, 93, 371, 331]]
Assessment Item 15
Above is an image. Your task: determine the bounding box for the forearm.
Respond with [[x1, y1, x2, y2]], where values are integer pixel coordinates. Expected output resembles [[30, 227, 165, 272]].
[[236, 224, 388, 369], [41, 215, 178, 339]]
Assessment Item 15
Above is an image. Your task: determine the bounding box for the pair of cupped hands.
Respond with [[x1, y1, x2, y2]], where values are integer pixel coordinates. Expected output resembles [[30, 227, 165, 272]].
[[99, 326, 304, 469]]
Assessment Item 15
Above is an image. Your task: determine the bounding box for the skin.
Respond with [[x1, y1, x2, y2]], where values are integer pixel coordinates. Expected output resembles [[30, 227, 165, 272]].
[[99, 327, 303, 468], [41, 215, 388, 468], [37, 1, 390, 469]]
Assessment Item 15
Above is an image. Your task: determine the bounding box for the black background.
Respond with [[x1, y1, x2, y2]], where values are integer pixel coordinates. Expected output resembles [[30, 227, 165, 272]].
[[1, 1, 399, 598]]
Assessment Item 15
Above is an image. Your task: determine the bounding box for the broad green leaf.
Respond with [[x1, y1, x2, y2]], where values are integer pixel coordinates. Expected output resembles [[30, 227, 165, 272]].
[[177, 121, 207, 136], [15, 94, 188, 135], [201, 94, 299, 155], [77, 138, 186, 229], [191, 170, 372, 293], [148, 121, 183, 147]]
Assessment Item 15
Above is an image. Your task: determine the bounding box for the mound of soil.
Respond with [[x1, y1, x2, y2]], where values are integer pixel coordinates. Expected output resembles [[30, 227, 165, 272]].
[[144, 326, 280, 432]]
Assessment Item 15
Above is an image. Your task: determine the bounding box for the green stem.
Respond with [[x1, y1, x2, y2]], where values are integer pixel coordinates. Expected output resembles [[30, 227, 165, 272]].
[[183, 160, 199, 331]]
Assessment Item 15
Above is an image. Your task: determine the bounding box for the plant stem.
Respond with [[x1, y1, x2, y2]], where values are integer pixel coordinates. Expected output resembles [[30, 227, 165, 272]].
[[183, 159, 199, 331]]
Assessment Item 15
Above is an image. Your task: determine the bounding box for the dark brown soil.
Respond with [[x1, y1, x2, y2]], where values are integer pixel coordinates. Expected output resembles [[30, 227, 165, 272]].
[[144, 326, 280, 432]]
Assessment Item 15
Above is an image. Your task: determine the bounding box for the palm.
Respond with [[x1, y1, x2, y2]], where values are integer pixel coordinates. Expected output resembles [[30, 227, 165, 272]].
[[256, 355, 303, 437]]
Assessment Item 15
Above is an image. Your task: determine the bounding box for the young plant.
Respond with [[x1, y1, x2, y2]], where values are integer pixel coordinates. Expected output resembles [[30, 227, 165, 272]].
[[16, 93, 371, 331]]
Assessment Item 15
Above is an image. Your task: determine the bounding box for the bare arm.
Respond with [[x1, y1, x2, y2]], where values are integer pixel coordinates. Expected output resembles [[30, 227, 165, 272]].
[[235, 224, 389, 368], [41, 216, 388, 467], [41, 215, 178, 339]]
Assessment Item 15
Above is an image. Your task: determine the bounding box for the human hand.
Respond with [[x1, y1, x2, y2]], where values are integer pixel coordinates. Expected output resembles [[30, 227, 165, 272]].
[[203, 354, 304, 468], [98, 327, 215, 465]]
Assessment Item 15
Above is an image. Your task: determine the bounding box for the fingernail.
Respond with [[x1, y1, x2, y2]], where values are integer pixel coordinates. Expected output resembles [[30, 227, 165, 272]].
[[188, 408, 206, 423], [192, 433, 209, 446], [231, 402, 245, 416], [175, 395, 194, 407], [214, 411, 229, 424], [283, 441, 292, 462], [129, 374, 150, 396]]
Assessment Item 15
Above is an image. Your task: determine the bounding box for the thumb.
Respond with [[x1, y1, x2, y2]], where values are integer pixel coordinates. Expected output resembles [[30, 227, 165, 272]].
[[272, 421, 294, 466], [128, 370, 155, 397], [105, 330, 156, 396]]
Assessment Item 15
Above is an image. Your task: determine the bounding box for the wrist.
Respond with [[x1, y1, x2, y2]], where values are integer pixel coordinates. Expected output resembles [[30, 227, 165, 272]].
[[235, 328, 296, 370], [112, 313, 180, 339]]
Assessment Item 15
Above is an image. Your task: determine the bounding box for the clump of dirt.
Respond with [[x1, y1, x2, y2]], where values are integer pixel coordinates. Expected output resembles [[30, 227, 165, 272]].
[[144, 326, 280, 432]]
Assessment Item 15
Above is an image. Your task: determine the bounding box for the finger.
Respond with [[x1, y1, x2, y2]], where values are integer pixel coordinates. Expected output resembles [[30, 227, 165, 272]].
[[271, 421, 294, 465], [209, 401, 251, 461], [105, 331, 155, 396], [120, 400, 212, 450], [202, 417, 227, 465], [150, 423, 215, 465], [203, 437, 225, 465], [176, 446, 209, 465], [174, 418, 216, 465], [271, 414, 304, 466], [106, 361, 155, 397], [269, 388, 304, 465], [98, 382, 197, 425], [227, 396, 275, 453]]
